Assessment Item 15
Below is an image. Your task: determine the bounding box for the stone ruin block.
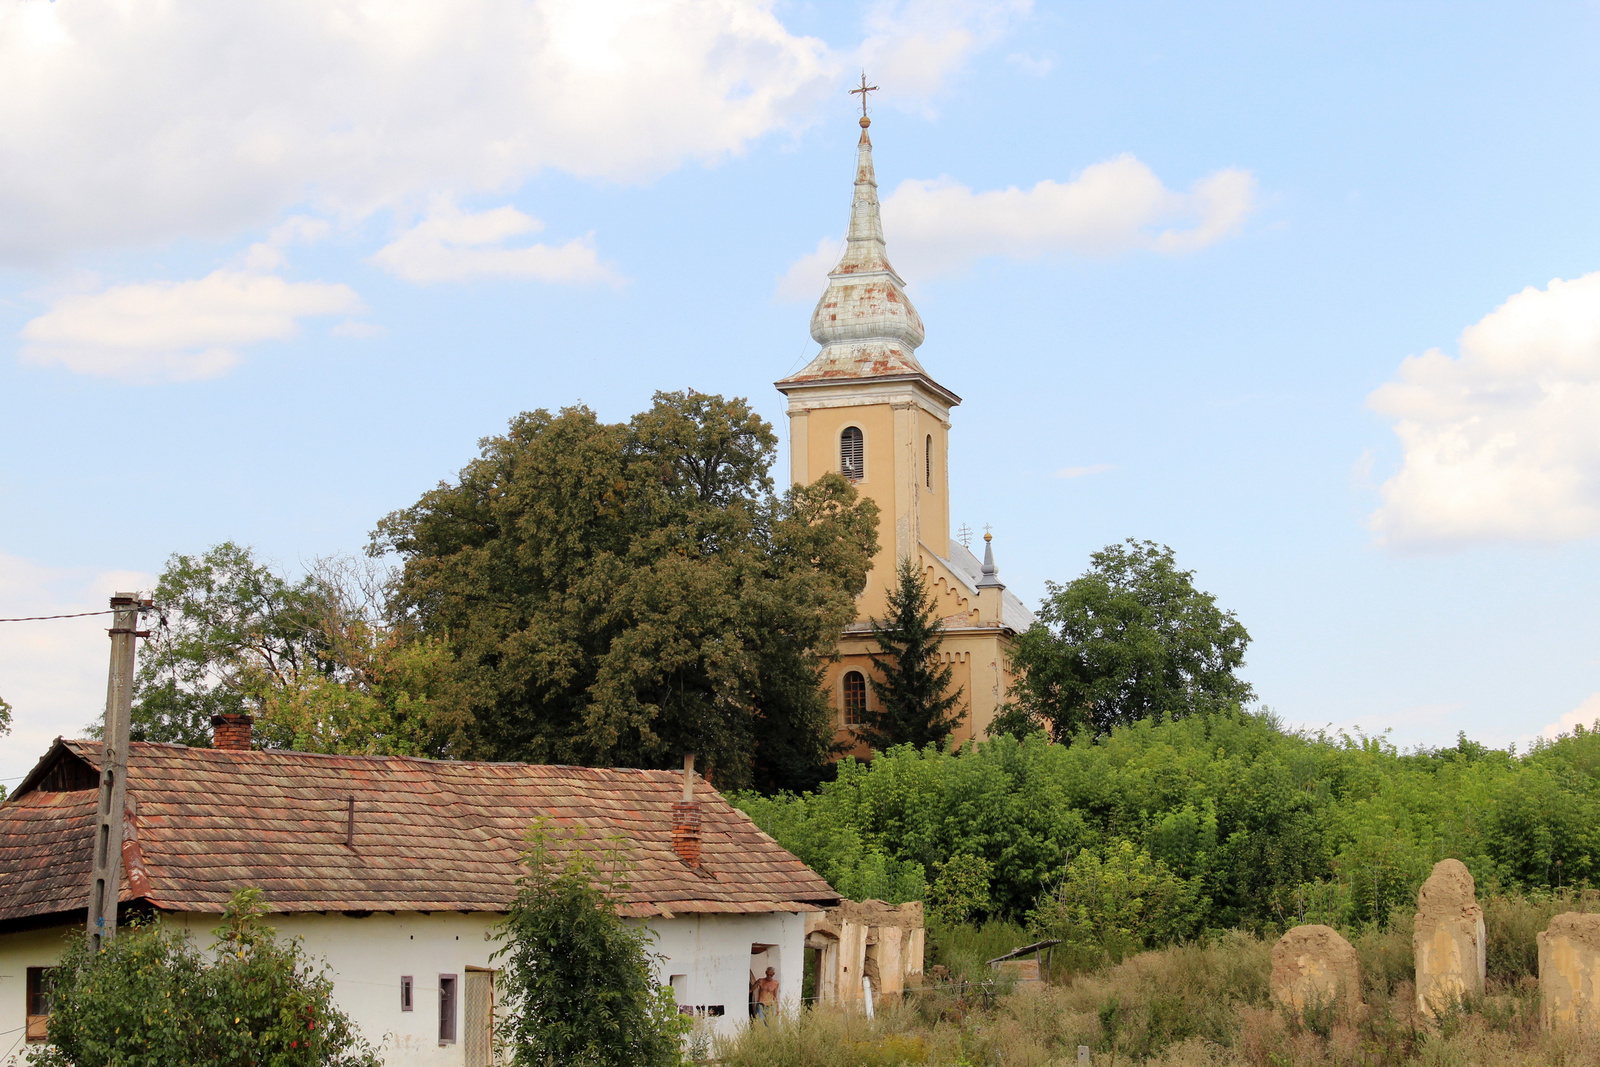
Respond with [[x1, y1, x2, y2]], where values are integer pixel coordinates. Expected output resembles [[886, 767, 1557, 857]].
[[1413, 859, 1486, 1018], [1270, 924, 1361, 1016], [1539, 912, 1600, 1031]]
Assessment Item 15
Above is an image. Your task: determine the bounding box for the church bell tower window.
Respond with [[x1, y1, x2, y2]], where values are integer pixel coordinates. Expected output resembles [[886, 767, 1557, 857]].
[[841, 427, 865, 480], [842, 671, 867, 726], [925, 435, 933, 490]]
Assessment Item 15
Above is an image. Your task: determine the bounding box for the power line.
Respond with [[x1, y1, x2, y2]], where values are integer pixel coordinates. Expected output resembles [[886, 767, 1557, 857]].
[[0, 609, 116, 623]]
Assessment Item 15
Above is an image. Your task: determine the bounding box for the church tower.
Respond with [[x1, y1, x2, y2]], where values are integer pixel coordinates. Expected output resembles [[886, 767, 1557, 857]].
[[777, 109, 1033, 750]]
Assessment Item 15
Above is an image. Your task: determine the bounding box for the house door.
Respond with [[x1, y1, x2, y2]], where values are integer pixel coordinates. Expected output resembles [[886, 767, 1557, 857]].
[[463, 968, 494, 1066]]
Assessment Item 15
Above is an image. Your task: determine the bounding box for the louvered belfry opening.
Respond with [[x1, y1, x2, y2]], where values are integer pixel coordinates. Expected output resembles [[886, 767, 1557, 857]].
[[840, 426, 864, 480]]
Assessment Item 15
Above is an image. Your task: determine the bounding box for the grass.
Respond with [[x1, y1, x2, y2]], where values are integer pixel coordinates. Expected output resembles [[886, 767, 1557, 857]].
[[714, 899, 1600, 1066]]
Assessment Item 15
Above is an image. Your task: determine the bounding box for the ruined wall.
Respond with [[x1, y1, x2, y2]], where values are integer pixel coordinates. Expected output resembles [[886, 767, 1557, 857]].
[[805, 898, 924, 1007]]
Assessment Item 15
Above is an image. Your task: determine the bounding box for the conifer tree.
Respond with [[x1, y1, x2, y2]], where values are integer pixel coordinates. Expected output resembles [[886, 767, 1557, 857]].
[[861, 556, 965, 750]]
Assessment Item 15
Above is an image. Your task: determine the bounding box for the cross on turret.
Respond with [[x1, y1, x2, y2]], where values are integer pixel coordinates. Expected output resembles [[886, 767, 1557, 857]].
[[850, 72, 879, 125]]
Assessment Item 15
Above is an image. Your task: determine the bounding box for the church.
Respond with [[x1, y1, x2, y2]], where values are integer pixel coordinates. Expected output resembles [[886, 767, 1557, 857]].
[[776, 111, 1037, 753]]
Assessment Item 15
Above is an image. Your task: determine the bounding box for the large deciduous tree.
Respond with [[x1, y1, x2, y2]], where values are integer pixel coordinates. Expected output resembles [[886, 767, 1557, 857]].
[[373, 391, 878, 791], [1004, 539, 1252, 739], [131, 543, 454, 756], [861, 556, 964, 751]]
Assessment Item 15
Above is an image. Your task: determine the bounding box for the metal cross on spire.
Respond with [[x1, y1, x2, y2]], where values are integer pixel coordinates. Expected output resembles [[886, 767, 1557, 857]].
[[850, 72, 879, 123]]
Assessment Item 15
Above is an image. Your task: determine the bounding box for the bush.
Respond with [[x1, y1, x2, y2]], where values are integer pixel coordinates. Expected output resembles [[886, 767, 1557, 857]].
[[28, 889, 376, 1067], [494, 823, 687, 1067], [1029, 840, 1203, 961]]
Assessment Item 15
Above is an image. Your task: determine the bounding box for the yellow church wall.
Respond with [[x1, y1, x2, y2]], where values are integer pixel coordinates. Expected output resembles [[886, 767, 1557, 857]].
[[822, 627, 1016, 757], [791, 396, 951, 621]]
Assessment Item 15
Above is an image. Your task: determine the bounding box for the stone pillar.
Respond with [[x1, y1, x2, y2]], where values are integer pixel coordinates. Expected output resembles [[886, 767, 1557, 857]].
[[1539, 913, 1600, 1030], [1413, 859, 1486, 1018], [1270, 924, 1361, 1015]]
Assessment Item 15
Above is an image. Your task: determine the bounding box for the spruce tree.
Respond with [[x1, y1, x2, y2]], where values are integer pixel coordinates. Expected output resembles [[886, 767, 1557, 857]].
[[861, 556, 965, 750]]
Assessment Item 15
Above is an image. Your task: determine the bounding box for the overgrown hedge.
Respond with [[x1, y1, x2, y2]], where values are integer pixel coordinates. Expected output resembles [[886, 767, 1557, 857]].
[[731, 711, 1600, 939]]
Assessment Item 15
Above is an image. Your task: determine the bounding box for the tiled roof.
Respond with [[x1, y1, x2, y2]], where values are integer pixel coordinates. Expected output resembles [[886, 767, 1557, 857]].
[[0, 741, 838, 925]]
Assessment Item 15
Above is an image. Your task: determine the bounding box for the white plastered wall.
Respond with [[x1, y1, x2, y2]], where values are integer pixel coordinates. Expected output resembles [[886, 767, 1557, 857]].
[[1, 908, 805, 1064], [644, 911, 806, 1039]]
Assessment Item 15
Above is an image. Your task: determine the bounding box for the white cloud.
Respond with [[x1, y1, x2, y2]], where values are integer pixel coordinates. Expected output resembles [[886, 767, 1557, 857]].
[[371, 203, 621, 285], [859, 0, 1032, 106], [1005, 51, 1054, 77], [241, 215, 333, 271], [1367, 272, 1600, 548], [330, 319, 386, 338], [777, 237, 846, 303], [778, 155, 1256, 297], [20, 270, 364, 382], [1055, 463, 1113, 479], [1526, 693, 1600, 746], [0, 0, 1026, 264], [0, 554, 154, 786]]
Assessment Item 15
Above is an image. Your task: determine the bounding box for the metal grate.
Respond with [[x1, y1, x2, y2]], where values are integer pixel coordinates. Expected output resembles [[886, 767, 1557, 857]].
[[840, 427, 864, 480]]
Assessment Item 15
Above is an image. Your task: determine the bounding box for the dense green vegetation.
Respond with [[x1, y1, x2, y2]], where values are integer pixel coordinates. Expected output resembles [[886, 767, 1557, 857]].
[[495, 825, 687, 1067], [733, 713, 1600, 949], [373, 390, 879, 792], [30, 889, 377, 1067], [998, 539, 1254, 740]]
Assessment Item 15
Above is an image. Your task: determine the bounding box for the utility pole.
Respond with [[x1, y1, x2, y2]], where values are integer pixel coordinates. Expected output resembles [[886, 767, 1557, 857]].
[[87, 592, 150, 951]]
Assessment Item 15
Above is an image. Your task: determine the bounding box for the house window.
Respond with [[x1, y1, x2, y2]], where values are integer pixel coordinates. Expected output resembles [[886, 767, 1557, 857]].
[[925, 434, 933, 490], [840, 427, 864, 480], [400, 975, 413, 1012], [438, 974, 458, 1044], [842, 671, 867, 727], [26, 967, 54, 1044]]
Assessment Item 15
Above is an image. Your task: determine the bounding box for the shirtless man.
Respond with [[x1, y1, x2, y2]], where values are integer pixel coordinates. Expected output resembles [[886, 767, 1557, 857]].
[[752, 966, 779, 1019]]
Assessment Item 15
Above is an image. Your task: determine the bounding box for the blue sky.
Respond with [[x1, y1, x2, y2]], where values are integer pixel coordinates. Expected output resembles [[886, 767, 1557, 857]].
[[5, 0, 1600, 783]]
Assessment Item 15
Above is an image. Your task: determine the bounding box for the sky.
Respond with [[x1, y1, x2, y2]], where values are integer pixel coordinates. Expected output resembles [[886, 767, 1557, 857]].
[[5, 0, 1600, 786]]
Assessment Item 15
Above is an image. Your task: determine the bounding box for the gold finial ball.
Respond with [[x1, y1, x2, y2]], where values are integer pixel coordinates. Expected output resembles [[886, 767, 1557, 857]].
[[860, 116, 871, 128], [984, 532, 992, 542]]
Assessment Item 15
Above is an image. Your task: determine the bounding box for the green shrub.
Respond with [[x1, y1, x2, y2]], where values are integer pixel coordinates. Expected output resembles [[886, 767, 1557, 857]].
[[29, 889, 376, 1067], [494, 823, 687, 1067]]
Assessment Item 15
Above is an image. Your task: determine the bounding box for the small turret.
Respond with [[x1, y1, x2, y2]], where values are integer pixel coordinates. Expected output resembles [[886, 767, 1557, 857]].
[[976, 532, 1005, 624]]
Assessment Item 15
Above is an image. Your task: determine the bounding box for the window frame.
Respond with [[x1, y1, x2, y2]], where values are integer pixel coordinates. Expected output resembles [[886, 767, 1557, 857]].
[[400, 974, 414, 1012], [925, 434, 933, 490], [842, 671, 868, 727], [26, 966, 54, 1044], [840, 426, 865, 481], [438, 973, 458, 1045]]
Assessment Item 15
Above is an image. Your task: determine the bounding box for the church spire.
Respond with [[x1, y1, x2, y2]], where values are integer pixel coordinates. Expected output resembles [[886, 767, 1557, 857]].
[[777, 94, 950, 397]]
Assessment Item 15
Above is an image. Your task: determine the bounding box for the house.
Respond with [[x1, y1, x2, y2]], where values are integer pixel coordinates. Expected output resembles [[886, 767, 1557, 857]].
[[0, 717, 843, 1064], [775, 112, 1038, 754]]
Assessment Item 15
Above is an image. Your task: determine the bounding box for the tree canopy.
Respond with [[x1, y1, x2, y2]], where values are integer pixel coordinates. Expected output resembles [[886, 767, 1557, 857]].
[[1003, 539, 1253, 739], [131, 543, 454, 756], [373, 390, 878, 791], [860, 556, 964, 751], [733, 714, 1600, 946]]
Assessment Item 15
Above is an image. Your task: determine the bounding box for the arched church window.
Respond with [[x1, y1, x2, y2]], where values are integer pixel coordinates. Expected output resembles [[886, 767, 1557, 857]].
[[842, 671, 867, 726], [925, 434, 933, 490], [840, 427, 864, 480]]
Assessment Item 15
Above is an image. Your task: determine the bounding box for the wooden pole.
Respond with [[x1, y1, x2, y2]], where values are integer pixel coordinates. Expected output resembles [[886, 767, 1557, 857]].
[[87, 593, 145, 950]]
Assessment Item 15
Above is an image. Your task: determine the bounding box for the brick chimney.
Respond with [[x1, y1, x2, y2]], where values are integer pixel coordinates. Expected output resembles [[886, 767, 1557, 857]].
[[670, 752, 702, 868], [210, 714, 254, 751]]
